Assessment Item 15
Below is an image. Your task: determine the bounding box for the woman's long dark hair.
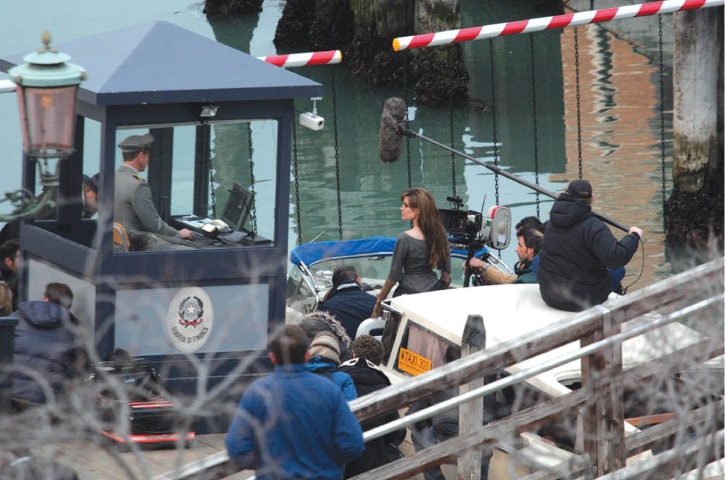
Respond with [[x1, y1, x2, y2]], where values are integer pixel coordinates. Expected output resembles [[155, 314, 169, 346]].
[[402, 188, 450, 269]]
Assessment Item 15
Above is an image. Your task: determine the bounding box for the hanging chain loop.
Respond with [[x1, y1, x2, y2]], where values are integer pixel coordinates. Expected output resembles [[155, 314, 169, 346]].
[[657, 14, 668, 231], [292, 119, 303, 245], [448, 48, 457, 198], [574, 27, 583, 179], [247, 123, 258, 234], [529, 34, 541, 218], [207, 126, 217, 218], [405, 104, 412, 188], [331, 73, 343, 241], [489, 39, 500, 205]]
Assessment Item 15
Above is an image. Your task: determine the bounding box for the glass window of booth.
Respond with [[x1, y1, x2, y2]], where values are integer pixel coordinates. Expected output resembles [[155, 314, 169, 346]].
[[113, 120, 278, 252]]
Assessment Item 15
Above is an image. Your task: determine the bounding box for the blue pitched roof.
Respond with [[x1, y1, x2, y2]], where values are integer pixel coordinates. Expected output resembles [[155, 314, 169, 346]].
[[0, 21, 322, 106]]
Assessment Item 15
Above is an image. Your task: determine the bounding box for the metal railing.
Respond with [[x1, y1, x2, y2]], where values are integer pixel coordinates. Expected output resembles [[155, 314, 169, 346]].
[[154, 257, 724, 480]]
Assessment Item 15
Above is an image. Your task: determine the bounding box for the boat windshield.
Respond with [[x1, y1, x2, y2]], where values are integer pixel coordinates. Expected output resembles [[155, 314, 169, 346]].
[[394, 321, 458, 377]]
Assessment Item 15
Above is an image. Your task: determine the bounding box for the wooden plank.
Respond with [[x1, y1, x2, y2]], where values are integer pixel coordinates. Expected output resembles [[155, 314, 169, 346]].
[[597, 429, 725, 480], [458, 314, 486, 479], [581, 305, 625, 475], [351, 389, 590, 480], [625, 399, 724, 456]]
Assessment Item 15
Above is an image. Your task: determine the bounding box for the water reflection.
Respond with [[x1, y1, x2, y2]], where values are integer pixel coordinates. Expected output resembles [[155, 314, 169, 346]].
[[203, 1, 674, 289], [0, 1, 675, 290]]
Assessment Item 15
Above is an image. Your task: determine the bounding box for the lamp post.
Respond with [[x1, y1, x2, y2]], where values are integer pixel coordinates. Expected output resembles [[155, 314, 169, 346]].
[[2, 31, 86, 222]]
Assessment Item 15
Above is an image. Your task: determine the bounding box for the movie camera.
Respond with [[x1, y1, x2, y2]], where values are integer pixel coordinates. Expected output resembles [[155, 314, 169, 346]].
[[438, 195, 512, 252], [439, 196, 512, 287]]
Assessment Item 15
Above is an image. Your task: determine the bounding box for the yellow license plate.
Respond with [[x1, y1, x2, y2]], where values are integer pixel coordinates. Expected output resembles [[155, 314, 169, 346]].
[[398, 347, 432, 376]]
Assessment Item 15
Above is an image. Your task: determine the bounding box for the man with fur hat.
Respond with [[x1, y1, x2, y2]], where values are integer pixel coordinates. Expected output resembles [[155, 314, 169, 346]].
[[114, 133, 194, 250], [299, 310, 353, 362], [226, 325, 363, 479], [306, 331, 357, 401], [538, 179, 643, 311]]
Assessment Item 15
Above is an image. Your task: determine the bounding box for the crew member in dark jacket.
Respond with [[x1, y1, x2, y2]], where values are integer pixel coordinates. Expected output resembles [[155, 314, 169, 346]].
[[338, 335, 406, 478], [538, 179, 643, 311], [12, 283, 85, 405], [317, 266, 377, 338]]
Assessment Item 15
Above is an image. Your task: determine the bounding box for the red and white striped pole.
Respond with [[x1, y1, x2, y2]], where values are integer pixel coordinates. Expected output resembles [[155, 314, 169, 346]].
[[258, 50, 342, 68], [393, 0, 724, 51]]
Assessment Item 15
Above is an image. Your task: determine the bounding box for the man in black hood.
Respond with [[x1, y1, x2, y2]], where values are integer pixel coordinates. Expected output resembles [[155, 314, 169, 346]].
[[12, 283, 86, 406], [538, 179, 643, 311]]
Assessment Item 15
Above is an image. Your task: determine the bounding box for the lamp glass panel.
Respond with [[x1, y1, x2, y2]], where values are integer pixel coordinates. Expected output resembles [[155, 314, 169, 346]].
[[18, 85, 78, 158]]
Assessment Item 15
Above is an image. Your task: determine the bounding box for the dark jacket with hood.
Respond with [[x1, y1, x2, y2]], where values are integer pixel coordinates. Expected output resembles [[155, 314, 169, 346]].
[[538, 193, 640, 311], [317, 282, 376, 339], [338, 358, 406, 478], [12, 301, 83, 404]]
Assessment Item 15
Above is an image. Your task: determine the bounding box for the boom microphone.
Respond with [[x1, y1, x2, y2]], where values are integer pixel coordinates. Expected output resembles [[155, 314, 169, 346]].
[[377, 97, 630, 232], [378, 97, 407, 163]]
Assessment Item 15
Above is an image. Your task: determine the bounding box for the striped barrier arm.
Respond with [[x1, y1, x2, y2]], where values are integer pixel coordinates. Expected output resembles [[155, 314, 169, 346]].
[[393, 0, 725, 51], [258, 50, 342, 68]]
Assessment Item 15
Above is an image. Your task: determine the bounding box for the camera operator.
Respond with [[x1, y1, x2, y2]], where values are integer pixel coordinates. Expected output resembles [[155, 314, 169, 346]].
[[468, 227, 543, 285]]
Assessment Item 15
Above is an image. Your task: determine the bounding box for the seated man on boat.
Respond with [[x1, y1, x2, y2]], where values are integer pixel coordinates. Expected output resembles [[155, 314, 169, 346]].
[[538, 180, 642, 311], [468, 226, 543, 285], [316, 265, 376, 338]]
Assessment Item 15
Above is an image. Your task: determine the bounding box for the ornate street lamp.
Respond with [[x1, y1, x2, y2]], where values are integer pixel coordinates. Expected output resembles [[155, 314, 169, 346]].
[[2, 31, 86, 221]]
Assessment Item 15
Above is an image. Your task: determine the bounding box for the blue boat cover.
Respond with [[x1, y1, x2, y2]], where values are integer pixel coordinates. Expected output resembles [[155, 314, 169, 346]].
[[290, 236, 489, 267]]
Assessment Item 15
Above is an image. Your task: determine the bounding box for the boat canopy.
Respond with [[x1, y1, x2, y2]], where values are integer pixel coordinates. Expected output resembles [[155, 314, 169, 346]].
[[289, 236, 489, 268]]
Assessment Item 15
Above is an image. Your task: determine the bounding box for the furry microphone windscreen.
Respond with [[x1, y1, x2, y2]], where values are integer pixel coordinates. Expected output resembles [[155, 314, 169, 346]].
[[378, 97, 407, 163]]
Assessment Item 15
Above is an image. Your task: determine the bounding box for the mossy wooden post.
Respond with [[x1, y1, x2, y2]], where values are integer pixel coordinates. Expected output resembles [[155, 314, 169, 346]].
[[666, 8, 724, 259], [580, 306, 624, 475], [458, 314, 486, 479]]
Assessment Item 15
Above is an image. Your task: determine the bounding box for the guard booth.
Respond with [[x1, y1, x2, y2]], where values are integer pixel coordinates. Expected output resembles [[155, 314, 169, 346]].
[[0, 22, 322, 426]]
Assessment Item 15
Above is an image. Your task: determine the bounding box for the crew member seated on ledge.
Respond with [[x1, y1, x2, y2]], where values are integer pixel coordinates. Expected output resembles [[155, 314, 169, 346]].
[[114, 133, 194, 250], [538, 179, 642, 312]]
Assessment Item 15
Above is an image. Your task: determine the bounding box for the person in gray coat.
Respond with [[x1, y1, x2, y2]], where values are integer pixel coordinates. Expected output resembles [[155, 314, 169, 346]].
[[114, 133, 194, 250]]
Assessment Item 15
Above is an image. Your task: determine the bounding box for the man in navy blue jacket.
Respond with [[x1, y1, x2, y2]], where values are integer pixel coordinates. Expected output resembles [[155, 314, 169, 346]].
[[538, 180, 643, 311], [12, 283, 85, 406], [225, 325, 364, 479], [317, 266, 376, 338]]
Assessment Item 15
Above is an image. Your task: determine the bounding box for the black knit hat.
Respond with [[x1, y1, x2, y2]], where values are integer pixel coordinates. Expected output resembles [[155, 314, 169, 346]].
[[566, 179, 592, 199]]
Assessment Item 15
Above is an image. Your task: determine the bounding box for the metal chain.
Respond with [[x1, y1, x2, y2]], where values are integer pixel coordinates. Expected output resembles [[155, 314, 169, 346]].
[[448, 49, 457, 198], [574, 27, 583, 179], [529, 34, 541, 218], [406, 105, 412, 188], [207, 127, 217, 217], [658, 14, 667, 230], [247, 123, 257, 234], [489, 39, 500, 204], [292, 117, 302, 245], [331, 73, 343, 241]]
